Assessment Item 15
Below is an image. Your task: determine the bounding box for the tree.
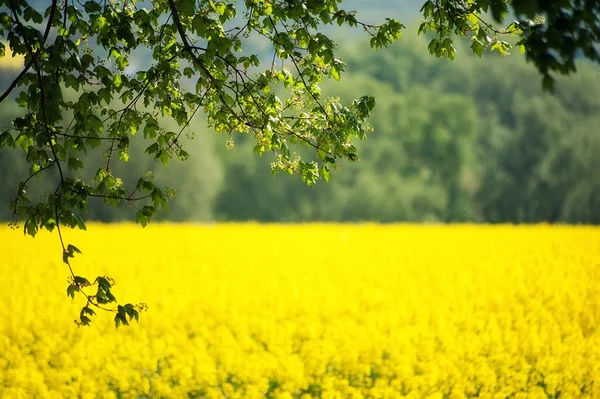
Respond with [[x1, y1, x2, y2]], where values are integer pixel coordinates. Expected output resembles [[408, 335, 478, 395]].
[[0, 0, 598, 326]]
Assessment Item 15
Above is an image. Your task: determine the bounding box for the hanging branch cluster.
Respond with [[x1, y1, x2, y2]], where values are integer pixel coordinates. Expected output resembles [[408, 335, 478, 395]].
[[417, 0, 600, 91], [0, 0, 403, 326]]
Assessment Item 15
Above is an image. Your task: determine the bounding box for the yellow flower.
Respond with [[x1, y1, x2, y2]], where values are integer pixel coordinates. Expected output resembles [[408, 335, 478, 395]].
[[0, 224, 598, 397]]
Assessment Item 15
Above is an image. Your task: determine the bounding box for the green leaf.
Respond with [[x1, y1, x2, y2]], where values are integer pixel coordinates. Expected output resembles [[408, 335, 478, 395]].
[[542, 74, 555, 93], [66, 284, 78, 299], [145, 143, 159, 155], [68, 244, 82, 254], [73, 214, 87, 231], [81, 306, 96, 318], [68, 157, 84, 171], [24, 219, 38, 237], [116, 55, 129, 70], [192, 14, 206, 36], [113, 74, 122, 88], [96, 276, 112, 290], [471, 40, 484, 57], [64, 75, 79, 91], [253, 144, 264, 156], [331, 65, 340, 81], [119, 149, 129, 162], [44, 218, 57, 231], [0, 131, 13, 148], [29, 162, 40, 175], [320, 165, 330, 182], [97, 88, 112, 105], [94, 65, 111, 79], [177, 0, 195, 16], [74, 276, 90, 286], [24, 7, 43, 24], [114, 307, 130, 328], [84, 1, 102, 13], [135, 210, 149, 227], [62, 250, 72, 265]]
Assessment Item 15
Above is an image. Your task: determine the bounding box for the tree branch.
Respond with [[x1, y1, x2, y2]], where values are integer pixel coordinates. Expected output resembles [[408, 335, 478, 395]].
[[0, 0, 59, 104], [167, 0, 214, 81]]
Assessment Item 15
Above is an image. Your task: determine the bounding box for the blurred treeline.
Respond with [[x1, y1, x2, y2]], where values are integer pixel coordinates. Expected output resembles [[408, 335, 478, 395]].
[[1, 33, 599, 223]]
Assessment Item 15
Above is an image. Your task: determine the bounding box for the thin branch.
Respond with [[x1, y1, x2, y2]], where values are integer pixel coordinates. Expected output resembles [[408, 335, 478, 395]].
[[100, 53, 179, 125], [102, 14, 175, 170], [55, 203, 69, 255], [454, 1, 518, 36], [330, 10, 380, 37], [55, 132, 125, 141], [168, 0, 333, 157], [267, 16, 329, 119], [9, 2, 65, 189], [0, 0, 59, 104], [103, 56, 176, 170], [18, 162, 54, 188], [230, 4, 252, 39], [167, 0, 215, 80], [188, 44, 258, 84], [168, 93, 206, 149], [86, 193, 152, 202], [234, 69, 333, 155], [0, 62, 33, 104], [56, 0, 69, 84]]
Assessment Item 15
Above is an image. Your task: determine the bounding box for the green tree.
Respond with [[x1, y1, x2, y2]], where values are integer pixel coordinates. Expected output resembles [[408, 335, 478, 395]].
[[0, 0, 598, 326]]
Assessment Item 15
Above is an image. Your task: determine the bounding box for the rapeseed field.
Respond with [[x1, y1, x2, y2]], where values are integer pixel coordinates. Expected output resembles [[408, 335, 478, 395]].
[[1, 224, 599, 398]]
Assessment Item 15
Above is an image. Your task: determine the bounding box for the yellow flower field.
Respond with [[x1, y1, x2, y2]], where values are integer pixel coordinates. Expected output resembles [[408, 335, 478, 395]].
[[1, 224, 599, 398]]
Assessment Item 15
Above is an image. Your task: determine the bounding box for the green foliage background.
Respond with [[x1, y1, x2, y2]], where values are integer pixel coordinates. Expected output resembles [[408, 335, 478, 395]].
[[1, 18, 599, 224]]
